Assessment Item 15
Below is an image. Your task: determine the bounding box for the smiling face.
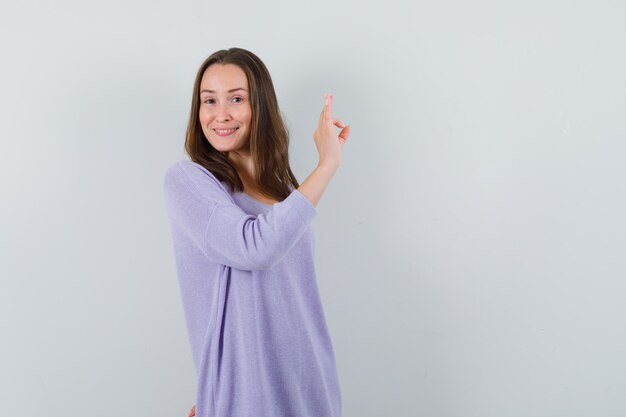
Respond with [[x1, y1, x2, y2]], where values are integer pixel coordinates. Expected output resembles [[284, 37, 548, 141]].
[[198, 63, 252, 154]]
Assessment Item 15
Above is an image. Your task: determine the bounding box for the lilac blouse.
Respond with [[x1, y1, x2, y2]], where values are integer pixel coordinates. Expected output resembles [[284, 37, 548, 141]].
[[162, 160, 342, 417]]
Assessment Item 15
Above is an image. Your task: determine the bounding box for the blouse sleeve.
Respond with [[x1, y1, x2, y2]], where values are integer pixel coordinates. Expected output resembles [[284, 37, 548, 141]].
[[162, 160, 317, 271]]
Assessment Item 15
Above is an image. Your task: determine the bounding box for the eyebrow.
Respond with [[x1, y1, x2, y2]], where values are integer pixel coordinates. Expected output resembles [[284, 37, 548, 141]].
[[200, 88, 247, 94]]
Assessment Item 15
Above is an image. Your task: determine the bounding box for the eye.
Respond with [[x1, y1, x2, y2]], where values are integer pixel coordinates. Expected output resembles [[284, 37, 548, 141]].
[[203, 98, 215, 104], [232, 96, 243, 103]]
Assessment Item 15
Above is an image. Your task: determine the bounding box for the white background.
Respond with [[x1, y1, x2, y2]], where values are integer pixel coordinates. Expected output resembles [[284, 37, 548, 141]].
[[1, 0, 625, 416]]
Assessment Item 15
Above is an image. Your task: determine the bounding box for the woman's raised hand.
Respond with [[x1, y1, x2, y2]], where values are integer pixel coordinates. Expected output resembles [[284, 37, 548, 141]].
[[297, 93, 351, 207], [313, 93, 350, 169]]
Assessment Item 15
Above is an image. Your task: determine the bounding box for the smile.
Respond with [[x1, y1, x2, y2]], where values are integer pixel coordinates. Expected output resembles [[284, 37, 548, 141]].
[[213, 127, 239, 137]]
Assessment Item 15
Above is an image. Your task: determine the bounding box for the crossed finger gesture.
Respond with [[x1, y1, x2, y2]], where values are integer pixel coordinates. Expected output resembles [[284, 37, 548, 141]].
[[313, 93, 350, 167]]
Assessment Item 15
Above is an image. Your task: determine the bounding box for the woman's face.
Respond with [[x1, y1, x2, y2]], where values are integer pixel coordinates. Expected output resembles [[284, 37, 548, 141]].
[[199, 63, 252, 153]]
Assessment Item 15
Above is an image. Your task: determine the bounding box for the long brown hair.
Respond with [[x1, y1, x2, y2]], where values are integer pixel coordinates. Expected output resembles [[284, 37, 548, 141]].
[[184, 47, 299, 201]]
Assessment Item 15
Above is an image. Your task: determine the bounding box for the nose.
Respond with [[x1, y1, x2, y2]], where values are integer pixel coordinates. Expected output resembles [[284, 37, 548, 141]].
[[215, 103, 231, 122]]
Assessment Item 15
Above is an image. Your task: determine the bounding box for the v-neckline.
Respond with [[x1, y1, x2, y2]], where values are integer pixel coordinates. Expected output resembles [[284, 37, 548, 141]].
[[240, 191, 278, 207]]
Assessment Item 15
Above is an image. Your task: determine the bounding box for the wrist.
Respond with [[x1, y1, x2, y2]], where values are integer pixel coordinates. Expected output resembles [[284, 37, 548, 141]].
[[317, 159, 340, 172]]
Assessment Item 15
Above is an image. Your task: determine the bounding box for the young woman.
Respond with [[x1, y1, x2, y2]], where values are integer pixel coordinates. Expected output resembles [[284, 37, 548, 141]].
[[163, 47, 350, 417]]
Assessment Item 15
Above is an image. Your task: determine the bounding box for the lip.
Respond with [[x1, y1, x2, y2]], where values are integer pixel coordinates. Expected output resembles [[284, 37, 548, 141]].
[[213, 127, 239, 137]]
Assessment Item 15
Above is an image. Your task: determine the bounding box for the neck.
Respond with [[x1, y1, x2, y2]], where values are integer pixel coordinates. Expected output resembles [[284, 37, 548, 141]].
[[227, 149, 255, 182]]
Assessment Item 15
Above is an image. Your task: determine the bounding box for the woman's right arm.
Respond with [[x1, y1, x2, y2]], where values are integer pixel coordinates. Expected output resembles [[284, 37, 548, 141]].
[[163, 161, 317, 271], [297, 93, 351, 208]]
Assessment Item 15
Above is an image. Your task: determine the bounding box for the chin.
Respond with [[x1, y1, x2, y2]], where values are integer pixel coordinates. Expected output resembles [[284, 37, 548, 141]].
[[214, 145, 234, 153]]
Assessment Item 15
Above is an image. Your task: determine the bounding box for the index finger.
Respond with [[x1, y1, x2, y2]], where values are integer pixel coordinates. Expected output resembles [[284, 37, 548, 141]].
[[318, 95, 327, 125], [325, 94, 334, 123], [318, 93, 332, 125]]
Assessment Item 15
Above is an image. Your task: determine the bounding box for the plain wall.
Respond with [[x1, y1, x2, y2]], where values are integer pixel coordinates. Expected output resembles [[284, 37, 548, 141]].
[[1, 0, 625, 416]]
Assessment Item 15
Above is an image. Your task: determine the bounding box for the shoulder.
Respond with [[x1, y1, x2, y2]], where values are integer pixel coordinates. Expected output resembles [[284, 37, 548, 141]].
[[162, 159, 234, 204], [163, 160, 225, 189]]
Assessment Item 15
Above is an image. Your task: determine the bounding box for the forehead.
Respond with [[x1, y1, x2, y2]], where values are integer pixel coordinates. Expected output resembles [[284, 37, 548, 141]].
[[200, 64, 248, 91]]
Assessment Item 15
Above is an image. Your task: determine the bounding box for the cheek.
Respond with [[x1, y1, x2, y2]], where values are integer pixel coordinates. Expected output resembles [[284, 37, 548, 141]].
[[198, 109, 208, 122], [198, 113, 212, 135], [199, 104, 214, 118], [241, 107, 252, 124]]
